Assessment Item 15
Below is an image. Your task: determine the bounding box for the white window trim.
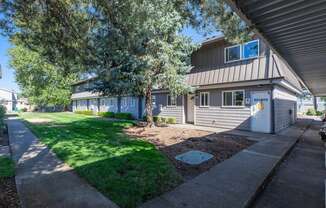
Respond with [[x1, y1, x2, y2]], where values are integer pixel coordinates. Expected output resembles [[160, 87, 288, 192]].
[[222, 90, 245, 108], [242, 39, 260, 61], [224, 44, 242, 64], [224, 40, 260, 64], [167, 94, 177, 107], [199, 92, 210, 107]]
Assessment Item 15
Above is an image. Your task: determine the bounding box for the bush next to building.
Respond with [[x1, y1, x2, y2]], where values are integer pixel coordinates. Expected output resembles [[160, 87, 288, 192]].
[[74, 110, 94, 115], [0, 105, 6, 134], [306, 108, 324, 116], [153, 116, 177, 124], [114, 113, 134, 120], [97, 112, 115, 118]]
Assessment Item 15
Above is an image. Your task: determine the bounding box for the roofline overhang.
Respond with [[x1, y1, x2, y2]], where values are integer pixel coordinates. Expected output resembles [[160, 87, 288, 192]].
[[224, 0, 310, 94]]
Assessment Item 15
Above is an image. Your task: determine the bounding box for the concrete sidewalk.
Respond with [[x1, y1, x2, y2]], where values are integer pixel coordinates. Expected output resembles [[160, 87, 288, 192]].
[[7, 118, 118, 208], [141, 119, 312, 208], [253, 119, 326, 208]]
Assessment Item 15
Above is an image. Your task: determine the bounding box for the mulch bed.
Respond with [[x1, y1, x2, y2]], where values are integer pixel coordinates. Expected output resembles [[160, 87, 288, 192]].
[[0, 129, 20, 208], [161, 133, 255, 180], [0, 177, 20, 208], [126, 126, 256, 181]]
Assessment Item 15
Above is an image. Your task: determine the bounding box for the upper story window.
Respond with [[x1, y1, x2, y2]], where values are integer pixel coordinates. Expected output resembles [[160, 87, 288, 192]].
[[167, 95, 177, 106], [225, 45, 241, 63], [223, 90, 245, 107], [200, 92, 209, 107], [243, 40, 259, 59], [225, 40, 259, 63]]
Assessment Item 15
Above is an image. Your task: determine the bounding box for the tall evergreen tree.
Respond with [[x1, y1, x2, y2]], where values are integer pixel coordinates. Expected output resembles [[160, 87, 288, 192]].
[[0, 0, 251, 125]]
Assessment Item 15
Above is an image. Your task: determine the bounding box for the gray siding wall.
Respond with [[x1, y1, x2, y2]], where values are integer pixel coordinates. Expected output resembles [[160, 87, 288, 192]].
[[191, 38, 267, 73], [152, 93, 184, 123], [195, 86, 272, 130], [273, 86, 297, 132]]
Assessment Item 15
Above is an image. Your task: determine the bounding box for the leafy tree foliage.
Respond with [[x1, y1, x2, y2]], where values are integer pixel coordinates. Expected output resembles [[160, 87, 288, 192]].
[[0, 0, 251, 125], [9, 46, 77, 108]]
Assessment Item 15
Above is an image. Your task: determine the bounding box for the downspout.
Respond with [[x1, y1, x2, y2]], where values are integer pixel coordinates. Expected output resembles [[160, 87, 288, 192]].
[[266, 47, 275, 134], [117, 96, 121, 113], [97, 98, 100, 112], [271, 85, 275, 134]]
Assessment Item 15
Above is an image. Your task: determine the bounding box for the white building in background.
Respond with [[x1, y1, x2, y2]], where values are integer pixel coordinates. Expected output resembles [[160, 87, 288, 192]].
[[0, 88, 31, 112], [0, 88, 17, 112], [297, 96, 326, 113]]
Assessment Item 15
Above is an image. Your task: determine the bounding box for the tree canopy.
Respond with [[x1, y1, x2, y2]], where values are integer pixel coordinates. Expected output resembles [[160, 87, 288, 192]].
[[0, 0, 251, 122], [9, 46, 77, 108]]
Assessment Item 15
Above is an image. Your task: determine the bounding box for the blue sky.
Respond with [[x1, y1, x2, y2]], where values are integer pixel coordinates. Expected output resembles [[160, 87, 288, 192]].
[[0, 35, 19, 92], [0, 26, 219, 93]]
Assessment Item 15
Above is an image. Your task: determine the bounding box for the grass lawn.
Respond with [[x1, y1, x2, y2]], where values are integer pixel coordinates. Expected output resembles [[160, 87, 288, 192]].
[[20, 112, 182, 208], [0, 157, 15, 178]]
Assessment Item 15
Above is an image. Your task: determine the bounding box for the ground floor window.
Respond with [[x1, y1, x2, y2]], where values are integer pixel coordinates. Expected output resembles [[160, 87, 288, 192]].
[[223, 90, 244, 107], [200, 92, 209, 107], [167, 95, 177, 106]]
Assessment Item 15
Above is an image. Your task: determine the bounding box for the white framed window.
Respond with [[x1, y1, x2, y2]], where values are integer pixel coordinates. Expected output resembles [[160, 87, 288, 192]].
[[242, 40, 259, 59], [167, 95, 177, 106], [222, 90, 245, 107], [225, 40, 259, 63], [200, 92, 209, 107], [225, 44, 241, 63]]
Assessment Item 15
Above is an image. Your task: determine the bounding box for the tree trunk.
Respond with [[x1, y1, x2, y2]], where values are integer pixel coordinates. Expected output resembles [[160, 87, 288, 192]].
[[313, 96, 317, 111], [145, 86, 154, 127]]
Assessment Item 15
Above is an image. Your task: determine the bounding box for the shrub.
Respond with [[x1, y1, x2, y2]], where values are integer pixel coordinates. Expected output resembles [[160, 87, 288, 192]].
[[0, 157, 15, 178], [97, 111, 115, 118], [167, 117, 177, 124], [306, 108, 316, 116], [0, 105, 6, 119], [115, 112, 133, 120], [153, 116, 159, 122], [0, 105, 6, 131], [74, 110, 94, 115], [316, 111, 324, 116], [152, 116, 176, 124]]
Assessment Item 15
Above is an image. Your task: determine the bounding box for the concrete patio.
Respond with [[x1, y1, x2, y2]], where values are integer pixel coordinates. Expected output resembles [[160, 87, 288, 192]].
[[141, 118, 314, 208]]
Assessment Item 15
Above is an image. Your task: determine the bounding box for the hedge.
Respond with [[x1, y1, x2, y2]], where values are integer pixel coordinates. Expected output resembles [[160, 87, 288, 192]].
[[306, 108, 324, 116], [74, 110, 94, 115], [0, 105, 6, 131], [153, 116, 176, 124], [115, 112, 134, 120], [97, 111, 115, 118]]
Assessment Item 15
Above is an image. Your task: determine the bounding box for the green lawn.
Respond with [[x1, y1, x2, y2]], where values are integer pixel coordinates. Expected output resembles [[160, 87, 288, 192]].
[[0, 156, 15, 179], [20, 112, 181, 208]]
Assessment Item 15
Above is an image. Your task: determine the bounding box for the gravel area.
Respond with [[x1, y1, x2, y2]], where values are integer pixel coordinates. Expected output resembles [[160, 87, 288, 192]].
[[0, 177, 20, 208], [126, 126, 255, 180]]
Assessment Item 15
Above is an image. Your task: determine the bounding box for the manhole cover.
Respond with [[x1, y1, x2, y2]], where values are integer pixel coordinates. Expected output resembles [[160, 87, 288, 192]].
[[175, 150, 213, 165]]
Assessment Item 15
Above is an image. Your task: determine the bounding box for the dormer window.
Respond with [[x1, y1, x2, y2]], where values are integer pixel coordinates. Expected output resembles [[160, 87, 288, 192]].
[[225, 40, 259, 63]]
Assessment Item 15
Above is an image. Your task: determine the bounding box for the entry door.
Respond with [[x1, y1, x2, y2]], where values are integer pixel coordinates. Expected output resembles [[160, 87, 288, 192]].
[[187, 94, 195, 123], [251, 91, 271, 133]]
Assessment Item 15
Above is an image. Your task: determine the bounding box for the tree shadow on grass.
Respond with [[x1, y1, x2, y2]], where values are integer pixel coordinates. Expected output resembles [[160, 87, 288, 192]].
[[21, 117, 182, 208]]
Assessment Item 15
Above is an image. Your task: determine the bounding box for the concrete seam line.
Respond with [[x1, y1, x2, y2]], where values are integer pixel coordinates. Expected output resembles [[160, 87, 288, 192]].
[[243, 149, 281, 159]]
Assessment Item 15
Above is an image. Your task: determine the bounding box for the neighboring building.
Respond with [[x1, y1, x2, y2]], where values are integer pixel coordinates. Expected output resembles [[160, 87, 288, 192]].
[[0, 88, 32, 112], [71, 35, 303, 133], [0, 88, 18, 112], [297, 96, 326, 113]]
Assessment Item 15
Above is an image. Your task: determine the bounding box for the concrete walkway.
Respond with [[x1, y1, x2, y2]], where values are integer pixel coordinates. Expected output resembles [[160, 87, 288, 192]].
[[253, 119, 326, 208], [7, 118, 118, 208], [141, 119, 312, 208]]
